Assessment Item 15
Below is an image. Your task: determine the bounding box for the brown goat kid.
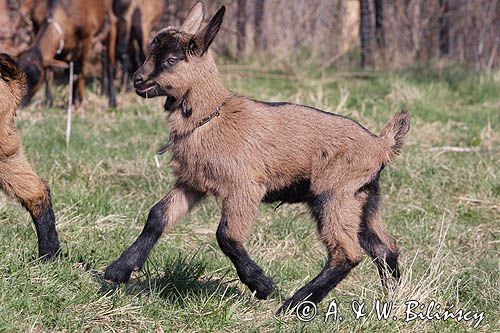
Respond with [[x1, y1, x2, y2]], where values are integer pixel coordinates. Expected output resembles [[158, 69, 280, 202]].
[[0, 54, 59, 258], [104, 2, 410, 313]]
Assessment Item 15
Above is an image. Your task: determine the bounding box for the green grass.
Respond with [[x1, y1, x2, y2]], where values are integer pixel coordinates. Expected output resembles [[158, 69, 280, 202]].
[[0, 62, 498, 332]]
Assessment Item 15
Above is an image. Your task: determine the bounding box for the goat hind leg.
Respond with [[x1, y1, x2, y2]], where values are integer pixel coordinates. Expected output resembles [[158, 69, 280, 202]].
[[44, 69, 54, 108], [73, 37, 91, 108], [278, 192, 363, 313], [106, 58, 117, 108], [106, 17, 118, 108], [358, 182, 400, 288], [0, 154, 59, 258], [104, 184, 203, 283]]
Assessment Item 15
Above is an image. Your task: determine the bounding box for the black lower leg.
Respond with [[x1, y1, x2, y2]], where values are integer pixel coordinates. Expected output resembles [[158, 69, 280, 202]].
[[278, 259, 358, 313], [120, 55, 130, 92], [104, 201, 168, 283], [72, 62, 82, 107], [28, 193, 60, 259], [374, 251, 400, 288], [44, 70, 53, 108], [359, 179, 401, 288], [107, 62, 116, 108], [216, 219, 274, 299], [100, 47, 108, 96], [359, 223, 400, 288]]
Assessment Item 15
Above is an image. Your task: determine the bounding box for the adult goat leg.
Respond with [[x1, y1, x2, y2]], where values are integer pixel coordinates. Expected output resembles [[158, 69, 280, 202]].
[[44, 69, 53, 108]]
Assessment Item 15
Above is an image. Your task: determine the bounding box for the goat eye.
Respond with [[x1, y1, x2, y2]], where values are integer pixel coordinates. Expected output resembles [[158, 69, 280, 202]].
[[164, 58, 178, 67]]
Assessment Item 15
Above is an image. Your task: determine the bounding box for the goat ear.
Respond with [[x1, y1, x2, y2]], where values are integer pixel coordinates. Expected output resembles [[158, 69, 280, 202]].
[[180, 1, 206, 34], [195, 6, 225, 55]]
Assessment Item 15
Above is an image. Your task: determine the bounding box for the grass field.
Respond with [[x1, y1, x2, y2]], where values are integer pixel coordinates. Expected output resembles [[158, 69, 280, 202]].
[[0, 60, 498, 332]]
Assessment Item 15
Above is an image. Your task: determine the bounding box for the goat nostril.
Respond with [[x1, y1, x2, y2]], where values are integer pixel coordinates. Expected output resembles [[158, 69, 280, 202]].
[[134, 75, 143, 86]]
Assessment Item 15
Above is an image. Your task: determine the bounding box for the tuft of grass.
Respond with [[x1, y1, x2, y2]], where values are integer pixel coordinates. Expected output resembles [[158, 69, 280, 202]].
[[0, 62, 498, 332]]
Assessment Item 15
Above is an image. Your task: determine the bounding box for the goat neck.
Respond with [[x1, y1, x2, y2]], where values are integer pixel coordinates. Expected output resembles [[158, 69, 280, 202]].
[[167, 55, 232, 137]]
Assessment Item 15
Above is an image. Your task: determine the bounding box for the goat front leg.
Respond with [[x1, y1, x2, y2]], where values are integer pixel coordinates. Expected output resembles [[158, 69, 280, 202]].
[[100, 46, 108, 97], [116, 16, 131, 92], [106, 59, 117, 108], [0, 153, 60, 258], [106, 14, 118, 108], [73, 37, 91, 108], [44, 69, 53, 108], [217, 187, 274, 299], [104, 184, 203, 283]]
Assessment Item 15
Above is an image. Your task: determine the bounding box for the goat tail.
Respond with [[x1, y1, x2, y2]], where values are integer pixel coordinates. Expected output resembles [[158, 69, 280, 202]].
[[380, 110, 410, 163]]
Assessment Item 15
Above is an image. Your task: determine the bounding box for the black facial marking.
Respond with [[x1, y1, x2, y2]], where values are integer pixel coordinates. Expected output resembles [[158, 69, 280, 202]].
[[216, 218, 274, 299], [150, 31, 186, 78]]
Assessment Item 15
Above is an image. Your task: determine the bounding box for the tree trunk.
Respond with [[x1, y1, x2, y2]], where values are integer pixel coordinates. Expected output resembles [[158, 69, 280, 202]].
[[360, 0, 375, 68], [237, 0, 247, 58], [439, 0, 449, 56], [254, 0, 265, 51], [374, 0, 384, 49]]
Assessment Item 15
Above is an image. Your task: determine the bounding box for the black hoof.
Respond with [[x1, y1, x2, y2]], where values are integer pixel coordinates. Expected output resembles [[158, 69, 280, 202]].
[[277, 295, 317, 315], [277, 298, 294, 315], [249, 274, 274, 299], [38, 241, 61, 260], [104, 260, 134, 283], [276, 297, 314, 316]]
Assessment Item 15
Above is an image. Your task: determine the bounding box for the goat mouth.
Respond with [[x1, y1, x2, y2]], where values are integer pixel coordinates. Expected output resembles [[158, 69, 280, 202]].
[[135, 82, 163, 99]]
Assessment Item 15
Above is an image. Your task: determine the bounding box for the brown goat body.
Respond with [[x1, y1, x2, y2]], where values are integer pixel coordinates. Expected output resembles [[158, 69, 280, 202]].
[[105, 1, 410, 313], [0, 53, 59, 258]]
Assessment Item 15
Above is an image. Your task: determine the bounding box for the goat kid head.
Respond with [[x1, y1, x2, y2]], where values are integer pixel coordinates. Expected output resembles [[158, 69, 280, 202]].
[[133, 1, 225, 101]]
